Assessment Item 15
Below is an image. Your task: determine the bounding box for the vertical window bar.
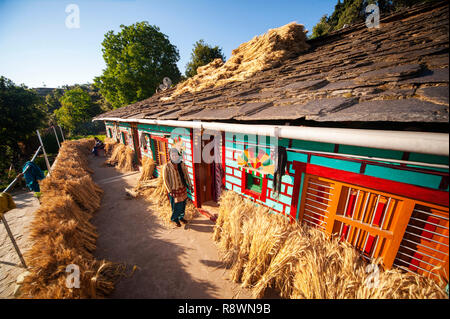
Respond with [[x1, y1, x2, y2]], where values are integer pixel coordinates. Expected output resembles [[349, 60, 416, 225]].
[[351, 190, 360, 220], [339, 188, 352, 236], [362, 230, 370, 253], [379, 197, 391, 230], [360, 192, 371, 223], [345, 225, 352, 241], [355, 228, 362, 248], [343, 187, 352, 215], [370, 236, 379, 259], [369, 195, 381, 226]]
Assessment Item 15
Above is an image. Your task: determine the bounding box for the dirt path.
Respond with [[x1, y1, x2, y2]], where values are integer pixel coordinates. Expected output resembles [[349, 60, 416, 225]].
[[90, 156, 251, 299], [0, 191, 39, 298]]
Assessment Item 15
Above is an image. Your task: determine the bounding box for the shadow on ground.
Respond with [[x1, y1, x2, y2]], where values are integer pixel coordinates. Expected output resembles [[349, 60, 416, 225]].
[[90, 156, 232, 299]]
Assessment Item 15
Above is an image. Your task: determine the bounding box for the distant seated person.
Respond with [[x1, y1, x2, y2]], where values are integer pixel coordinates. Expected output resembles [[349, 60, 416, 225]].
[[92, 137, 105, 156]]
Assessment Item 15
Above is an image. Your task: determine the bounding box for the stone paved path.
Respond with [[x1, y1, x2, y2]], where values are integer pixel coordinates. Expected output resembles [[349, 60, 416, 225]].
[[0, 191, 39, 299], [90, 156, 252, 299]]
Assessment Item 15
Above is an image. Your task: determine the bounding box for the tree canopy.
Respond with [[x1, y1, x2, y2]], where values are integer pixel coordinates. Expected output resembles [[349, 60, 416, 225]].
[[311, 0, 437, 38], [0, 76, 46, 173], [94, 21, 181, 109], [185, 39, 226, 78], [54, 87, 102, 134]]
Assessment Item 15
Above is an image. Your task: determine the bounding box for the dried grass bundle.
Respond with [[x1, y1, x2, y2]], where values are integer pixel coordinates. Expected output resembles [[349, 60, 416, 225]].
[[64, 176, 103, 213], [170, 22, 309, 97], [19, 138, 126, 299], [116, 147, 135, 172], [104, 137, 118, 155], [213, 191, 253, 266], [289, 227, 448, 299], [252, 228, 305, 298], [213, 191, 448, 299], [240, 211, 291, 288], [138, 156, 155, 182], [106, 143, 126, 166], [104, 143, 136, 173]]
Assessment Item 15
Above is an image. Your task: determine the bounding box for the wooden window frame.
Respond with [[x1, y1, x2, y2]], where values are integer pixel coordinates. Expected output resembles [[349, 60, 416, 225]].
[[241, 168, 268, 202], [121, 131, 128, 145], [142, 133, 150, 152], [291, 160, 449, 279], [245, 172, 263, 194], [152, 135, 169, 166]]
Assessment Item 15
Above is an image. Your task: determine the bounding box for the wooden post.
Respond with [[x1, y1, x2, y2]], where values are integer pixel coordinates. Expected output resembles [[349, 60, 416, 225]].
[[58, 125, 65, 141], [0, 214, 27, 268], [52, 126, 61, 149], [36, 130, 51, 176], [3, 146, 42, 193], [325, 183, 343, 236], [382, 199, 415, 269]]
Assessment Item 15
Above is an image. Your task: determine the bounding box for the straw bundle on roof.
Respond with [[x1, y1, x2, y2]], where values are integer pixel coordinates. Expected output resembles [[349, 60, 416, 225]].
[[213, 190, 448, 299], [170, 22, 309, 97], [19, 138, 125, 299]]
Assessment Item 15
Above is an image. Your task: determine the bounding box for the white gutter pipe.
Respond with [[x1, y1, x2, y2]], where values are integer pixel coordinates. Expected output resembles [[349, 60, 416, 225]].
[[95, 117, 449, 157]]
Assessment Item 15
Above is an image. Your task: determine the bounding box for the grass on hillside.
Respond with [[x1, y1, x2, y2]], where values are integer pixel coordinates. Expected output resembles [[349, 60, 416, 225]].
[[70, 134, 106, 142]]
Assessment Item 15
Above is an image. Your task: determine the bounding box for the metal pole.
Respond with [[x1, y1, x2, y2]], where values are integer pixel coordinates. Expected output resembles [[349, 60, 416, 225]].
[[3, 146, 42, 193], [30, 145, 42, 162], [52, 126, 61, 148], [36, 130, 51, 176], [0, 145, 43, 269], [58, 125, 65, 141]]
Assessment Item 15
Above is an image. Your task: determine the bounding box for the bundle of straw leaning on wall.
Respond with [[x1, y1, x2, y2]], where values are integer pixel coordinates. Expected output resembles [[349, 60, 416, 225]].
[[103, 137, 117, 155], [213, 190, 448, 299], [104, 142, 136, 172], [19, 138, 125, 299], [138, 156, 156, 183]]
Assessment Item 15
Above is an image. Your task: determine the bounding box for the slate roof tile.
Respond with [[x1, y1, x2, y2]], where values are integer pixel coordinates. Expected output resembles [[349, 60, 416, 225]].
[[312, 99, 449, 122], [96, 1, 449, 126]]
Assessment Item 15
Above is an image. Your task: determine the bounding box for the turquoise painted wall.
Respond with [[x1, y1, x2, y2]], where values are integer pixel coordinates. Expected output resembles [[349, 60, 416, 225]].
[[104, 121, 195, 201], [136, 123, 194, 201], [104, 122, 449, 215], [223, 130, 448, 217]]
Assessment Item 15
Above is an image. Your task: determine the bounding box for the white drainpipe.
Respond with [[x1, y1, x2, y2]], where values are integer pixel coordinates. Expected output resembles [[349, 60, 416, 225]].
[[95, 117, 449, 157]]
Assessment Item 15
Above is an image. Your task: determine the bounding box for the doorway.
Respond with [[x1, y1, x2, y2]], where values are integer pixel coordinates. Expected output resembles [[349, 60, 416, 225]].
[[194, 131, 224, 207], [196, 135, 214, 206], [131, 124, 142, 165]]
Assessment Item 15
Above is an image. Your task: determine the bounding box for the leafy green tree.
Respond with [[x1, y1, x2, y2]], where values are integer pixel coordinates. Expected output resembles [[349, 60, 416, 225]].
[[44, 88, 64, 114], [185, 40, 226, 78], [0, 76, 46, 174], [94, 21, 181, 109], [54, 87, 101, 134], [311, 0, 437, 38], [312, 15, 333, 38]]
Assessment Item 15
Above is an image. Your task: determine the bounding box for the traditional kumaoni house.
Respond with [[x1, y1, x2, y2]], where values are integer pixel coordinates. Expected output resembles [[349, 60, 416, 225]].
[[94, 1, 449, 285]]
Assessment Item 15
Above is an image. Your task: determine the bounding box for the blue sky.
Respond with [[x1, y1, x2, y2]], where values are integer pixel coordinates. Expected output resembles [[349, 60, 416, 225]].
[[0, 0, 337, 88]]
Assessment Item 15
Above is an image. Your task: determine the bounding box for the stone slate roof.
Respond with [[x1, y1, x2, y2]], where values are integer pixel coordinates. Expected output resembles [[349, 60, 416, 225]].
[[95, 1, 449, 125]]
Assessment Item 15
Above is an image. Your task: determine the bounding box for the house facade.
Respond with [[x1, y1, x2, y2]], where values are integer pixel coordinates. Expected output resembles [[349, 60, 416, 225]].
[[96, 2, 449, 284]]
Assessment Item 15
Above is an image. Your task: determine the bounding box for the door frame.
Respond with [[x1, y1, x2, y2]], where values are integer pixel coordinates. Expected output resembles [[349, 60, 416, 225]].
[[130, 124, 142, 165], [194, 133, 216, 208]]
